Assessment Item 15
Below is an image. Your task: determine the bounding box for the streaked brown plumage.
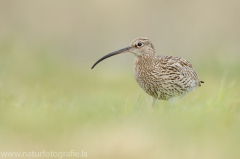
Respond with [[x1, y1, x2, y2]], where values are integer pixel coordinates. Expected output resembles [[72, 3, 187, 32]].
[[92, 37, 203, 104]]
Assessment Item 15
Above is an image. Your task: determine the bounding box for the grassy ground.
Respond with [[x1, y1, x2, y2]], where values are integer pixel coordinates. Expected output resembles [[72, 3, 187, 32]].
[[0, 41, 240, 159]]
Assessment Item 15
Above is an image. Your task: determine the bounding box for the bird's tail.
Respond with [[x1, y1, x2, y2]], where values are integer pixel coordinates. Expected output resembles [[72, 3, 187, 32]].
[[197, 80, 204, 87]]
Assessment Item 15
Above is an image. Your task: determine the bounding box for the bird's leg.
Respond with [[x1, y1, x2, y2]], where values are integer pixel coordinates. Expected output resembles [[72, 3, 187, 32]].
[[148, 96, 156, 111], [168, 97, 180, 106], [151, 96, 156, 106], [151, 96, 157, 106], [168, 97, 175, 106]]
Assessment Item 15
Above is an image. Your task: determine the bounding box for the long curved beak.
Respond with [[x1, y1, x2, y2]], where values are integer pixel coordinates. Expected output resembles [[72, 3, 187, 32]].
[[91, 46, 131, 69]]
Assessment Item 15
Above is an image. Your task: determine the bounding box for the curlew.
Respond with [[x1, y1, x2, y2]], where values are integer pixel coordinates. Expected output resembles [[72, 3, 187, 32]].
[[91, 37, 204, 105]]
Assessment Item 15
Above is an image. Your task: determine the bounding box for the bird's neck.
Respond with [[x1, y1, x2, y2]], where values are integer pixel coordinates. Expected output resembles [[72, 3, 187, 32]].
[[134, 53, 156, 70], [135, 53, 155, 62]]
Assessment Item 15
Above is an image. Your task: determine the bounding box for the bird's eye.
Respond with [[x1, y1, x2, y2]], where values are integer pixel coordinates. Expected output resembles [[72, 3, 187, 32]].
[[137, 42, 142, 47]]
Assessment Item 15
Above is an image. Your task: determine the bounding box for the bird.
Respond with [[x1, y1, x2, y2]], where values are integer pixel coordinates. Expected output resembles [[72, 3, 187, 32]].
[[91, 37, 204, 105]]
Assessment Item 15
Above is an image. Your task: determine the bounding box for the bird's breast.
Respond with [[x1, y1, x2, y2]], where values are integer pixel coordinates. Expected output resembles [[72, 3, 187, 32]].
[[133, 56, 160, 98]]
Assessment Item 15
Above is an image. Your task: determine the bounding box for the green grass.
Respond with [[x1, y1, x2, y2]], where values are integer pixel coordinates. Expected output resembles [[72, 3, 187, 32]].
[[0, 42, 240, 159]]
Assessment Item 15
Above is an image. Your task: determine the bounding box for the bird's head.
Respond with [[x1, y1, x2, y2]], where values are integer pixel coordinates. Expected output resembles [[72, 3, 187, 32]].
[[91, 37, 155, 69], [129, 37, 155, 56]]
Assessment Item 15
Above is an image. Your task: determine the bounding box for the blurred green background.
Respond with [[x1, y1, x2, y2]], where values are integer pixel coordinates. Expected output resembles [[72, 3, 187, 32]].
[[0, 0, 240, 159]]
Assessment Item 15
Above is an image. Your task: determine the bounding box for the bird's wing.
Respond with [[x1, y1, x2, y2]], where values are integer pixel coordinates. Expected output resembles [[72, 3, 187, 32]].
[[155, 55, 202, 87]]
